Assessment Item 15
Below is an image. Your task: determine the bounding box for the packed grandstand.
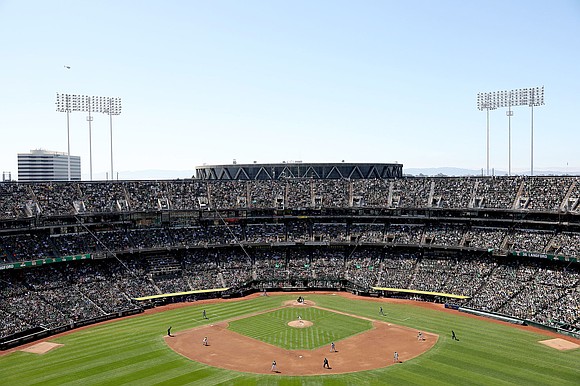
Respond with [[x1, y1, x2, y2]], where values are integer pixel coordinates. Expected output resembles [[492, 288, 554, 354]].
[[1, 175, 579, 348]]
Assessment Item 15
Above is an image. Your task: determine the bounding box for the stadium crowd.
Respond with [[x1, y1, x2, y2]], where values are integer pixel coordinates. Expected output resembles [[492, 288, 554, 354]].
[[2, 224, 580, 264], [1, 176, 580, 218], [1, 176, 579, 343], [1, 246, 579, 340]]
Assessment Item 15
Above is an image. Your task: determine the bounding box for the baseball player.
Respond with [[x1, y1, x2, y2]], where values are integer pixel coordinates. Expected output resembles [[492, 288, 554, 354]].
[[323, 357, 330, 369], [380, 306, 385, 316], [393, 351, 399, 363], [167, 326, 172, 337], [452, 330, 457, 340], [330, 342, 336, 352], [203, 336, 208, 346], [271, 360, 277, 372], [203, 309, 208, 319]]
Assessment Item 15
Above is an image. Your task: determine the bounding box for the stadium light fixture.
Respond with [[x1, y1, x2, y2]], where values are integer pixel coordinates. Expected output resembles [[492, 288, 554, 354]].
[[477, 86, 544, 176], [86, 97, 93, 181], [527, 86, 544, 176], [477, 92, 497, 176], [56, 94, 122, 180]]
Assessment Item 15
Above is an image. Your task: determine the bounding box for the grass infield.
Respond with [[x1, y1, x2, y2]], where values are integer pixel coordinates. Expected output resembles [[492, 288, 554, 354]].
[[0, 294, 579, 385], [228, 306, 372, 350]]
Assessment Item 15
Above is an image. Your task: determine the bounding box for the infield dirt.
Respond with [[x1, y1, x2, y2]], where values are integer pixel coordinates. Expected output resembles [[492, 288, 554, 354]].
[[165, 301, 438, 375]]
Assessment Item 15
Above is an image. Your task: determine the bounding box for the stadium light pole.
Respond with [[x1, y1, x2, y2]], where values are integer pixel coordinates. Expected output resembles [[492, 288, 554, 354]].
[[477, 92, 496, 176], [527, 86, 545, 176], [87, 97, 94, 181], [66, 95, 71, 181], [506, 91, 513, 176], [56, 93, 122, 181], [56, 93, 74, 181], [103, 97, 122, 180], [477, 86, 544, 176], [109, 100, 114, 180]]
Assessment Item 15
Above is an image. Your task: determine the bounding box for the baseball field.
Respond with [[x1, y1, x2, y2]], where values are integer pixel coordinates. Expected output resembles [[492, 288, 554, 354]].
[[1, 292, 579, 385]]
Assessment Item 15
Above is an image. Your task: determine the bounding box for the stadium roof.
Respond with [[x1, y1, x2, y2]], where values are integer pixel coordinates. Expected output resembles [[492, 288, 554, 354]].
[[195, 162, 403, 180]]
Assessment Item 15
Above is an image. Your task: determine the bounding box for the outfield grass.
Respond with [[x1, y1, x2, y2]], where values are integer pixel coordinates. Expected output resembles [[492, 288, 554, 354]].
[[1, 294, 579, 385], [228, 307, 371, 350]]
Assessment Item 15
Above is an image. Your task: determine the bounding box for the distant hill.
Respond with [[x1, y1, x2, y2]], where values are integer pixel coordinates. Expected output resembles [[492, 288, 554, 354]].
[[84, 170, 195, 181], [404, 167, 484, 177], [404, 167, 580, 177]]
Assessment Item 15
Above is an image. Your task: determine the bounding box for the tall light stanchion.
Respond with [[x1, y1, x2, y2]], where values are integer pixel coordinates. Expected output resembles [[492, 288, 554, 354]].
[[477, 86, 544, 176], [477, 92, 496, 176], [531, 103, 534, 176], [56, 93, 122, 181], [507, 91, 513, 176], [57, 93, 75, 181], [486, 107, 490, 176], [528, 86, 544, 176], [87, 97, 94, 181], [103, 97, 122, 180], [109, 98, 113, 180], [66, 95, 71, 181]]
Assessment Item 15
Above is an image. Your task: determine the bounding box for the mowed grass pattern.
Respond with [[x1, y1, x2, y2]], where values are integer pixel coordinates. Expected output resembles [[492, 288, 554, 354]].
[[0, 294, 578, 385], [228, 307, 372, 350]]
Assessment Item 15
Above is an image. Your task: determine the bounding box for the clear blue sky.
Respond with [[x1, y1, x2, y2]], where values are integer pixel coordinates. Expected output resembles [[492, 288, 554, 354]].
[[1, 0, 579, 179]]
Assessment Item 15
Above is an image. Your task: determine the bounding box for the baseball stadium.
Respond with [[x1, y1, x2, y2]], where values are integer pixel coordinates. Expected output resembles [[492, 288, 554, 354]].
[[0, 163, 579, 385]]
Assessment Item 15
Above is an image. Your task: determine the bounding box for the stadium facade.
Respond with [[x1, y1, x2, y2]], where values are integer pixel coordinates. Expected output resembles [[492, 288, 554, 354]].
[[195, 162, 403, 180]]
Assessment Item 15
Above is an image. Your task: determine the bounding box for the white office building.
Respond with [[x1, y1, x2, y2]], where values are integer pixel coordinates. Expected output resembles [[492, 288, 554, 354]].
[[18, 149, 81, 182]]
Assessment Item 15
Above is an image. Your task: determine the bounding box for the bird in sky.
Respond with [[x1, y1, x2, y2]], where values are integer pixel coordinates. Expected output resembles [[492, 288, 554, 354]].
[[64, 65, 71, 69]]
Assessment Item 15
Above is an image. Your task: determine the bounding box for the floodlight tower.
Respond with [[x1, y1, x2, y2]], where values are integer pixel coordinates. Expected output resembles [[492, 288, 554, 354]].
[[56, 93, 122, 181], [105, 97, 122, 180], [506, 90, 513, 176], [56, 93, 83, 181], [527, 86, 544, 176], [477, 92, 497, 176], [478, 86, 544, 176], [86, 96, 94, 181]]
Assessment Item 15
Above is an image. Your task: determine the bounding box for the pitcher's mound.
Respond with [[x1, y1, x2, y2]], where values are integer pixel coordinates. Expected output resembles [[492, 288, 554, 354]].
[[288, 320, 313, 328], [284, 300, 316, 307]]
